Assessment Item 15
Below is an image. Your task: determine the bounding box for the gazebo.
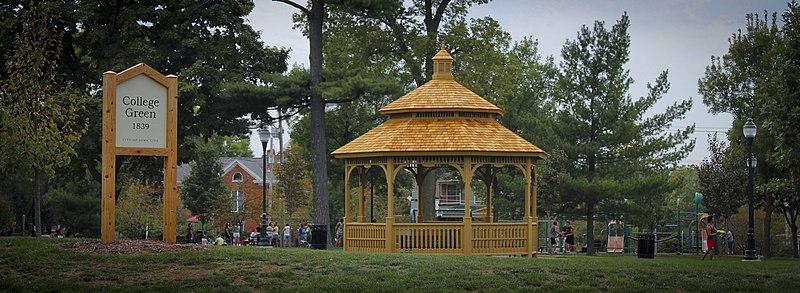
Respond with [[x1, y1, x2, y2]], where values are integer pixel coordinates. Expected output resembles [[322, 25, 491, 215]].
[[331, 45, 548, 256]]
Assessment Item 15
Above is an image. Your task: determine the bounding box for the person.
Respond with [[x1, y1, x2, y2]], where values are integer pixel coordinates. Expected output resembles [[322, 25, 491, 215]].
[[298, 223, 307, 246], [186, 222, 194, 244], [200, 233, 209, 246], [272, 223, 280, 246], [233, 223, 241, 246], [561, 221, 574, 253], [215, 235, 225, 246], [702, 216, 718, 260], [250, 228, 259, 246], [335, 218, 345, 247], [725, 230, 734, 256], [265, 222, 274, 246], [224, 223, 232, 246], [305, 223, 312, 244], [283, 223, 291, 247], [549, 221, 561, 256]]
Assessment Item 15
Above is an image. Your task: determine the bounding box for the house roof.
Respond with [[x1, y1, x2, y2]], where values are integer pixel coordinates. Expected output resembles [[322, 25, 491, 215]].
[[176, 157, 277, 185], [332, 46, 546, 159]]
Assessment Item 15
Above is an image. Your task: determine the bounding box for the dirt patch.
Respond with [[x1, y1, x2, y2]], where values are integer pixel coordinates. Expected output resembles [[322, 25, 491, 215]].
[[61, 240, 204, 255]]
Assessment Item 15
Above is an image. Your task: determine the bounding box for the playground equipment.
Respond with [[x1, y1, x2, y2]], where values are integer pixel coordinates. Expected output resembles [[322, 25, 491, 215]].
[[607, 220, 624, 253]]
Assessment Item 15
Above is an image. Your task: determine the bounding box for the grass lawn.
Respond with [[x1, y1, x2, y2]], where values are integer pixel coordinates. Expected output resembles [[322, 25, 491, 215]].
[[0, 237, 797, 292]]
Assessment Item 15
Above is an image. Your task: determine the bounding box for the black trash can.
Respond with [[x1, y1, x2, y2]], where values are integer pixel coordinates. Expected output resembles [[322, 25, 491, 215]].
[[311, 224, 327, 250], [637, 234, 655, 259]]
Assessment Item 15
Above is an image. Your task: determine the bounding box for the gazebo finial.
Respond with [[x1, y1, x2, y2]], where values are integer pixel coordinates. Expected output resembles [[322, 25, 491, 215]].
[[432, 41, 454, 80]]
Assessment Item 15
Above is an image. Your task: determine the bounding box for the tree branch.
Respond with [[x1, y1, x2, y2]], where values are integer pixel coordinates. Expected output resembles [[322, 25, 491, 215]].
[[273, 0, 310, 16]]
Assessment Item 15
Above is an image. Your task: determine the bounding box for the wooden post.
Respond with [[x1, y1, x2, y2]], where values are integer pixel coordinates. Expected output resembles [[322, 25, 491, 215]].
[[525, 159, 534, 257], [414, 166, 425, 223], [385, 158, 395, 253], [163, 74, 178, 244], [344, 165, 351, 251], [358, 167, 366, 223], [462, 157, 473, 255], [101, 71, 117, 244]]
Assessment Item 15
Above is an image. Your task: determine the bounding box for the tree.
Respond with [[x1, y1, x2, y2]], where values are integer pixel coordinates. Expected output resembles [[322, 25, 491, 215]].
[[0, 2, 88, 236], [275, 144, 312, 221], [116, 181, 163, 240], [698, 133, 747, 222], [553, 13, 694, 255], [698, 9, 788, 257], [181, 136, 228, 232], [764, 1, 800, 258]]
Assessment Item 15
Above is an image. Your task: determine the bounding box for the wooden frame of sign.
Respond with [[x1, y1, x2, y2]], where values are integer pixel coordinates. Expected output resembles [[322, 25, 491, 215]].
[[101, 63, 178, 244]]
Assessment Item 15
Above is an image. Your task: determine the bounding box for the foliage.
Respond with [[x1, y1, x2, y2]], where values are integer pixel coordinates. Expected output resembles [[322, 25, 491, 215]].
[[275, 144, 312, 221], [4, 238, 800, 291], [0, 1, 89, 236], [697, 133, 747, 221], [552, 13, 694, 255], [116, 181, 163, 240], [698, 3, 800, 257], [181, 136, 228, 227], [44, 172, 101, 238]]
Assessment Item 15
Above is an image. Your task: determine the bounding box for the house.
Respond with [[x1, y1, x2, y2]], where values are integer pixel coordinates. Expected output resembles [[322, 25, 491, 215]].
[[410, 178, 486, 222], [176, 153, 278, 233]]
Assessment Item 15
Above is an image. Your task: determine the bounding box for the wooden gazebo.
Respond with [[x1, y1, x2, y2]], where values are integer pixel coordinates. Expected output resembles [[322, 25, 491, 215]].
[[332, 46, 548, 256]]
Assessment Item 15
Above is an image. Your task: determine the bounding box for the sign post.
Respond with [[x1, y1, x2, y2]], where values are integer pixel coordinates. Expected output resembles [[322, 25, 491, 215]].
[[102, 63, 178, 244]]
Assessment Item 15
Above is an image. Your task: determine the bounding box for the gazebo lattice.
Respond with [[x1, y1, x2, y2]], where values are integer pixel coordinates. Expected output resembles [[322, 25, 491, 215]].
[[332, 46, 548, 256]]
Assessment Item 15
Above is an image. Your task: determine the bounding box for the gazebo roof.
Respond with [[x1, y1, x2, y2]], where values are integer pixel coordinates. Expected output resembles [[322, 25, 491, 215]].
[[332, 45, 546, 159]]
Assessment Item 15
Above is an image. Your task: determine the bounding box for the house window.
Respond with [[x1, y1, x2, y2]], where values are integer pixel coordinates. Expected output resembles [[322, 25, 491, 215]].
[[232, 172, 243, 182], [231, 190, 244, 212], [440, 183, 461, 204]]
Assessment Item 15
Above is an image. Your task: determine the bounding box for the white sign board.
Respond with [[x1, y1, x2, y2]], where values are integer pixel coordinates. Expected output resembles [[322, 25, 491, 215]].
[[115, 75, 167, 148]]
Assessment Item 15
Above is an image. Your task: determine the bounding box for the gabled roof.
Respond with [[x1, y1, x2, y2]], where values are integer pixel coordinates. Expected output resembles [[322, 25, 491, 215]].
[[176, 157, 277, 185]]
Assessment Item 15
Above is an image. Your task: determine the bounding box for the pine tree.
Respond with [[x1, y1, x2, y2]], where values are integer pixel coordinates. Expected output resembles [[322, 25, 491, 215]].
[[554, 13, 694, 255]]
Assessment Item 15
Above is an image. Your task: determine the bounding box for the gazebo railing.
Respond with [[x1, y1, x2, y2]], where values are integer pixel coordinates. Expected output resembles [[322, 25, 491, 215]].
[[394, 223, 463, 254], [346, 222, 532, 255], [472, 222, 528, 255], [346, 223, 386, 253]]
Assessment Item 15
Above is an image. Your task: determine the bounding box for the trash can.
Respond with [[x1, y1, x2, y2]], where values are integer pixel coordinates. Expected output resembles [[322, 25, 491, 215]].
[[311, 224, 327, 250], [637, 234, 655, 259]]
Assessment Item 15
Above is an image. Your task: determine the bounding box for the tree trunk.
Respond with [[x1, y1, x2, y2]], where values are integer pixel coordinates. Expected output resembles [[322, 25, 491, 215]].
[[764, 192, 773, 258], [791, 223, 798, 258], [34, 167, 41, 237], [586, 201, 595, 256], [308, 0, 331, 245]]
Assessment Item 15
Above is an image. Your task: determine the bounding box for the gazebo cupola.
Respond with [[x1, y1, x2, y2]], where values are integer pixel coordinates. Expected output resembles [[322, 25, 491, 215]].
[[332, 44, 547, 256]]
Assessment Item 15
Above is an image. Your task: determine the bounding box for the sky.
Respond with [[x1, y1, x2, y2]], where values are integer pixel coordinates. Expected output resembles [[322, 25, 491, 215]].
[[246, 0, 791, 165]]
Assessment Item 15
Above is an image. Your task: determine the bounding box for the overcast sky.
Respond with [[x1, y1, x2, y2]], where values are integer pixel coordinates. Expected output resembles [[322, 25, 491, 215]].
[[246, 0, 791, 165]]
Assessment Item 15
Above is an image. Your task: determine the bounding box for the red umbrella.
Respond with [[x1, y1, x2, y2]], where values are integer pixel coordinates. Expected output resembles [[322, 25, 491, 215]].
[[187, 216, 199, 222]]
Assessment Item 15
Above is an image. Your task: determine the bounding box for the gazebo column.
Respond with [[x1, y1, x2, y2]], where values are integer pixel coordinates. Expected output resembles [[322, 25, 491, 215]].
[[524, 159, 534, 257], [531, 160, 539, 256], [358, 167, 367, 223], [344, 165, 352, 251], [384, 158, 396, 253], [483, 166, 497, 223], [414, 166, 426, 223], [462, 157, 474, 255]]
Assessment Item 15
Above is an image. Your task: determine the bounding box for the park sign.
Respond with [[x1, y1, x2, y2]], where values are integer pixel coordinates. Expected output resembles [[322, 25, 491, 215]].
[[115, 74, 167, 148], [101, 64, 178, 244]]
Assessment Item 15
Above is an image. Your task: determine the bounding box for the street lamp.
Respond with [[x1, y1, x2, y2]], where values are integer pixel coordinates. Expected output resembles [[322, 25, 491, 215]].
[[743, 118, 759, 261], [258, 127, 272, 247]]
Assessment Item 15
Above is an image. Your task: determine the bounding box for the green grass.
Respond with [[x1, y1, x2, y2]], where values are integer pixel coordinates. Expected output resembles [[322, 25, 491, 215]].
[[0, 238, 797, 292]]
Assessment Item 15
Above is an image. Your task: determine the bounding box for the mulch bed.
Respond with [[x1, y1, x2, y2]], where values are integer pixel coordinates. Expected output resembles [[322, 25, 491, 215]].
[[61, 240, 203, 255]]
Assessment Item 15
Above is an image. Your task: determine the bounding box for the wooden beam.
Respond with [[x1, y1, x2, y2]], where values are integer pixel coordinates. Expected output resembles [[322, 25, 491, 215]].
[[162, 74, 178, 244], [101, 71, 117, 244]]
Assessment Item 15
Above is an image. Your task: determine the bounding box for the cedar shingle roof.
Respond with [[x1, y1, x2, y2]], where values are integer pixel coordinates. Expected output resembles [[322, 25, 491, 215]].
[[378, 79, 505, 115], [331, 118, 544, 156], [332, 46, 545, 158]]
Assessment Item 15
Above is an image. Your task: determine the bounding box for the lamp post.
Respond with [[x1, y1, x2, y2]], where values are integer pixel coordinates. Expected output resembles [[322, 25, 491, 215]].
[[743, 118, 759, 261], [258, 127, 272, 247]]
